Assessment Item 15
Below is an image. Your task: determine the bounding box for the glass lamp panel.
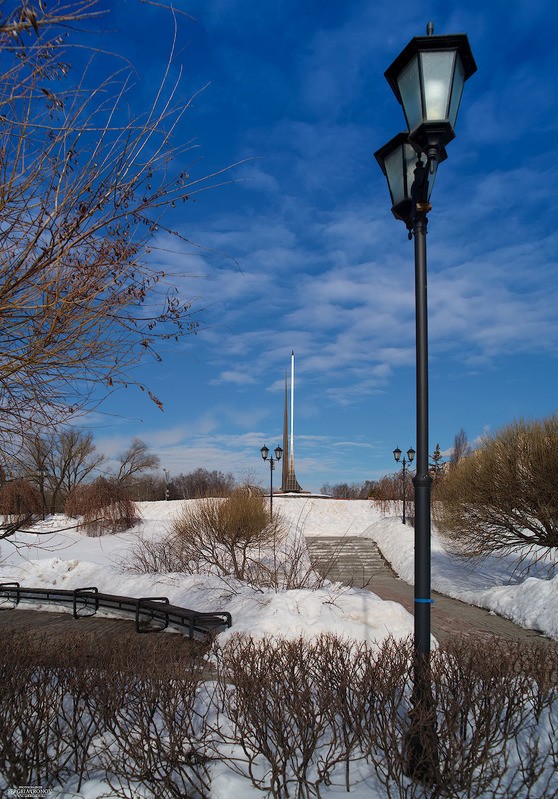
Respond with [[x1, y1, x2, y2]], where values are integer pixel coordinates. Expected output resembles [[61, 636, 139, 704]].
[[420, 50, 455, 121], [448, 55, 465, 127], [397, 55, 422, 131], [402, 142, 418, 198], [393, 447, 402, 462], [383, 140, 417, 206], [274, 446, 283, 461], [425, 164, 437, 201], [260, 446, 269, 460], [383, 146, 405, 207]]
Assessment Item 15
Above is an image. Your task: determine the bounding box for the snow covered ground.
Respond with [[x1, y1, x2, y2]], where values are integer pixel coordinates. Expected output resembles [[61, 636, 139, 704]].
[[1, 496, 556, 641], [1, 497, 557, 798]]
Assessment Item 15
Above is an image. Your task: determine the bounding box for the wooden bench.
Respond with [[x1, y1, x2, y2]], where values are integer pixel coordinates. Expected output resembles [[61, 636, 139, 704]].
[[0, 582, 232, 641]]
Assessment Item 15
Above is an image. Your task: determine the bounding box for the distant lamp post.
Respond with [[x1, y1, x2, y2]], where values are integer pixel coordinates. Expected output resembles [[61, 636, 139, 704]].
[[260, 445, 282, 520], [376, 22, 476, 782], [393, 446, 415, 524], [38, 467, 48, 520]]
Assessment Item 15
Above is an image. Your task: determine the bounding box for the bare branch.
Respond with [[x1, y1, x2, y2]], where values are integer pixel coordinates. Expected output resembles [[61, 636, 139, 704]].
[[0, 2, 229, 451]]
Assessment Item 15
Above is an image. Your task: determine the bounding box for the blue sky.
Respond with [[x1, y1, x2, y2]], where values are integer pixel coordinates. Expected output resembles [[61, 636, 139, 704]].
[[81, 0, 558, 492]]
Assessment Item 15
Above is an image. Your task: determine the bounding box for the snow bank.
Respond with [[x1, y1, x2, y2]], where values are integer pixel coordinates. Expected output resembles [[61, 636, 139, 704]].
[[0, 499, 413, 646]]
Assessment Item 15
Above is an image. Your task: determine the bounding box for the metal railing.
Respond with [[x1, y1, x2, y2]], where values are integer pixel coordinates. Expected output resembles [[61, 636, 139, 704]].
[[0, 582, 232, 641]]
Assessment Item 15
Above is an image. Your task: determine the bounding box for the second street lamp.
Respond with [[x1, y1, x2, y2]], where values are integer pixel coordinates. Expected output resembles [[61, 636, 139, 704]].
[[260, 445, 282, 520], [393, 446, 415, 525]]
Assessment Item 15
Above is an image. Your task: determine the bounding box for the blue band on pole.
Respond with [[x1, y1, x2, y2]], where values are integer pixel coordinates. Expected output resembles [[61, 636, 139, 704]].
[[415, 598, 434, 604]]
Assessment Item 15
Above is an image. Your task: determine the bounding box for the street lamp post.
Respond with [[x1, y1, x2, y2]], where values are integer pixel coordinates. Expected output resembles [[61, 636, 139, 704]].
[[260, 445, 283, 520], [375, 22, 476, 782], [393, 446, 415, 525]]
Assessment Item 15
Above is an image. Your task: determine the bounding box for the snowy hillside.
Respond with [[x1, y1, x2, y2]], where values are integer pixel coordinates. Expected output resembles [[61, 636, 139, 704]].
[[1, 497, 557, 641]]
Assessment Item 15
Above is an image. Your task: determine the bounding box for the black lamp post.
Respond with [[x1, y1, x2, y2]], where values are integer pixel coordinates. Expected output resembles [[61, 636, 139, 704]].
[[375, 23, 476, 782], [260, 445, 283, 520], [393, 446, 415, 525]]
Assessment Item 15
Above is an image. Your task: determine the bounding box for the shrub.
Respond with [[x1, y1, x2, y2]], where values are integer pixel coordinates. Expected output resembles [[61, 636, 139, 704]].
[[129, 489, 322, 590], [0, 479, 41, 535], [65, 477, 138, 536], [0, 629, 211, 795], [167, 487, 283, 581], [434, 415, 558, 564], [213, 634, 558, 799], [0, 631, 557, 797]]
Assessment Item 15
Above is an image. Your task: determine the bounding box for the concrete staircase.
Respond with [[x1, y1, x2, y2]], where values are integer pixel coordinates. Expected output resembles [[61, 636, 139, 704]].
[[305, 535, 396, 588]]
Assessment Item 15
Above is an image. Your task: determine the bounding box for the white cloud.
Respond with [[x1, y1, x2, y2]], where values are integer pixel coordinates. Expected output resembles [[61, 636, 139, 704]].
[[214, 370, 257, 386]]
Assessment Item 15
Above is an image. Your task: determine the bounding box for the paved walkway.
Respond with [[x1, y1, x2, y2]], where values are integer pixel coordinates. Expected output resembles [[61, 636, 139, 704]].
[[306, 536, 558, 647], [0, 606, 208, 660]]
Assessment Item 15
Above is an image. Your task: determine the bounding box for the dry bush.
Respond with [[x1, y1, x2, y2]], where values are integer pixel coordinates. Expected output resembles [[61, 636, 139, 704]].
[[212, 635, 415, 798], [163, 488, 284, 581], [248, 531, 324, 591], [370, 473, 415, 519], [128, 532, 186, 574], [129, 522, 323, 590], [0, 630, 102, 790], [213, 634, 365, 798], [101, 669, 214, 799], [129, 490, 325, 590], [213, 634, 558, 799], [0, 628, 212, 795], [434, 415, 558, 564], [0, 660, 69, 788], [0, 479, 41, 536], [430, 637, 558, 799], [65, 477, 139, 535], [0, 629, 557, 797]]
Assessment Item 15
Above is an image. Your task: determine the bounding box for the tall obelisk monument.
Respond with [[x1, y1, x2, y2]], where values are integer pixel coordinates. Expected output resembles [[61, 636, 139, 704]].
[[281, 351, 302, 493]]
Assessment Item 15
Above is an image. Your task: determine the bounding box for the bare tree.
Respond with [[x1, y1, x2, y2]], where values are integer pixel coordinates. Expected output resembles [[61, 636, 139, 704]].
[[16, 428, 104, 514], [321, 480, 377, 498], [173, 468, 237, 499], [450, 428, 471, 469], [131, 473, 167, 501], [0, 2, 228, 453], [115, 439, 160, 485]]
